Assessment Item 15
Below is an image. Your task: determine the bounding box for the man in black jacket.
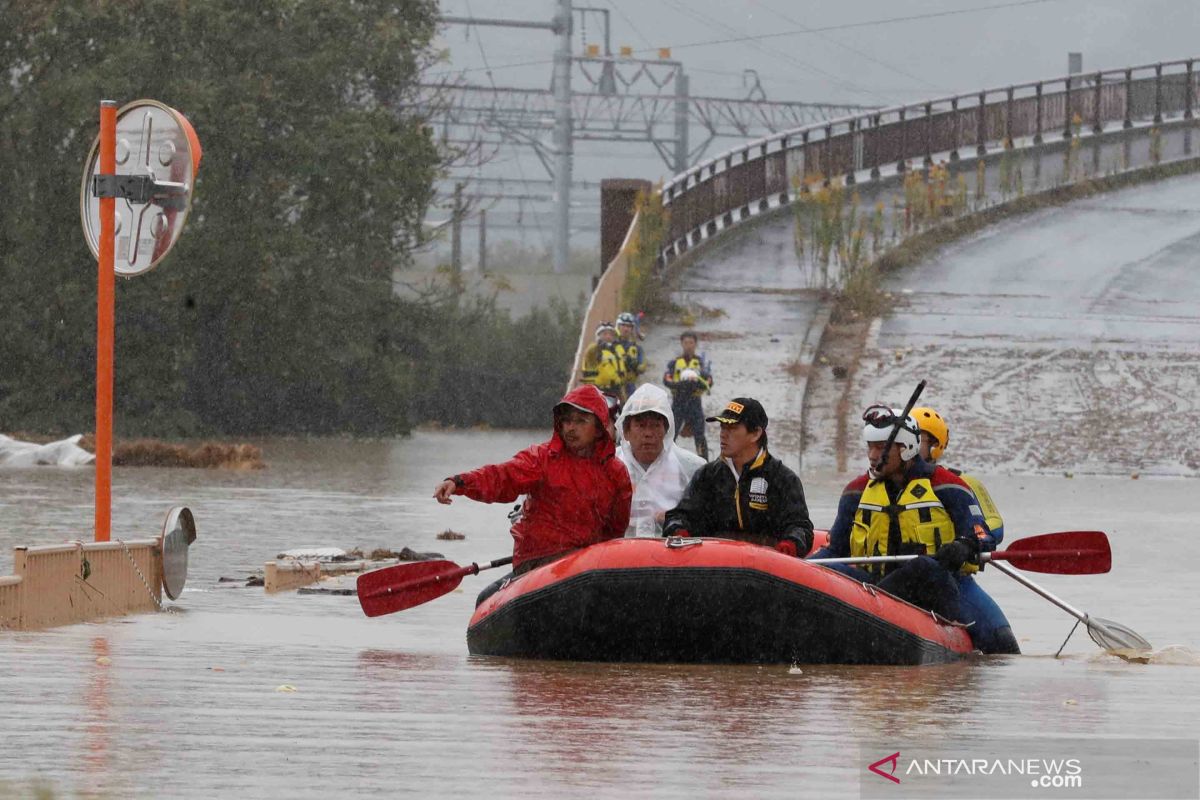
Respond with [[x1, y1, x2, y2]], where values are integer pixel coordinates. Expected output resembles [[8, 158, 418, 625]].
[[662, 397, 813, 557]]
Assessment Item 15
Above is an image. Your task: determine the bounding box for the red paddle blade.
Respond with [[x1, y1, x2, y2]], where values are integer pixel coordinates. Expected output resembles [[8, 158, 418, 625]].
[[356, 560, 469, 617], [990, 531, 1111, 575]]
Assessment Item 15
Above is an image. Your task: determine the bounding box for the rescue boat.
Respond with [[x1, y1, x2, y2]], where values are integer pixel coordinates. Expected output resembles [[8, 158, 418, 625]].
[[466, 536, 974, 665]]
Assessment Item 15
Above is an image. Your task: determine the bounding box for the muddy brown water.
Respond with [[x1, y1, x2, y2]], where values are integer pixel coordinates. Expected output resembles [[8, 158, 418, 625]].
[[1, 432, 1197, 798]]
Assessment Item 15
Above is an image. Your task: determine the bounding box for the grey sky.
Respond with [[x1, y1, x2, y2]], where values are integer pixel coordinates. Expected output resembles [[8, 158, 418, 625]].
[[436, 0, 1198, 106]]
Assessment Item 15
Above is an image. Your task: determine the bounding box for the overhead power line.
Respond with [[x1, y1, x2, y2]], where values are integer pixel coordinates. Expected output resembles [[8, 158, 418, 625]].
[[429, 0, 1068, 80]]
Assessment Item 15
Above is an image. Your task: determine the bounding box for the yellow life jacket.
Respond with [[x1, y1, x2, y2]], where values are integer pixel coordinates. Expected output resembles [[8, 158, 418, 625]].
[[582, 343, 624, 392], [851, 476, 978, 577], [614, 340, 643, 378], [668, 356, 710, 396], [958, 471, 1003, 541]]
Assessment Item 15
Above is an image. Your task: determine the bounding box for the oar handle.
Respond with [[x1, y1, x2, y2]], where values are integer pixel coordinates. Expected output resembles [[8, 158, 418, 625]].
[[470, 555, 514, 575], [873, 380, 926, 473]]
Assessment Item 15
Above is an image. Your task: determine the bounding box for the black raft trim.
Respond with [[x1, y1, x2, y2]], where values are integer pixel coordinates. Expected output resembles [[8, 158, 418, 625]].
[[467, 566, 967, 665]]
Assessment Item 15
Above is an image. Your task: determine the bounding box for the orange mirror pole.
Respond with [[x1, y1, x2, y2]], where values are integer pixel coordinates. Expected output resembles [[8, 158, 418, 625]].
[[95, 100, 117, 542]]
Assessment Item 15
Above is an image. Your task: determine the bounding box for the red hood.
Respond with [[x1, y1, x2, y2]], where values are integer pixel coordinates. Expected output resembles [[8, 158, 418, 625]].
[[552, 385, 615, 459]]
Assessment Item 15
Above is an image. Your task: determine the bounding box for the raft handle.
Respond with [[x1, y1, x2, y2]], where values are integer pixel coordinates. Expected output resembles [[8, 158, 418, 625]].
[[665, 537, 704, 549]]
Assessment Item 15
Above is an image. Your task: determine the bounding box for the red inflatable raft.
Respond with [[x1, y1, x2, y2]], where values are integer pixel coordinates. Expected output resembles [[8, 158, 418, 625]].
[[466, 537, 974, 665]]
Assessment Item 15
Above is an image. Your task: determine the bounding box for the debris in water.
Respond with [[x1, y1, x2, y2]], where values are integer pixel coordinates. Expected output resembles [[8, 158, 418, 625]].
[[297, 586, 357, 596], [788, 666, 804, 675], [1130, 472, 1140, 480], [276, 547, 350, 561], [218, 575, 266, 587], [437, 530, 466, 541], [95, 656, 112, 666], [80, 435, 265, 469], [1063, 698, 1077, 706], [399, 547, 443, 561], [275, 685, 297, 693]]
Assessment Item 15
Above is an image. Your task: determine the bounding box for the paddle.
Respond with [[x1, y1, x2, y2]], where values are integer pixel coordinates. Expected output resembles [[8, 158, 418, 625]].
[[872, 379, 926, 475], [357, 555, 512, 618], [808, 530, 1111, 575], [986, 560, 1152, 655]]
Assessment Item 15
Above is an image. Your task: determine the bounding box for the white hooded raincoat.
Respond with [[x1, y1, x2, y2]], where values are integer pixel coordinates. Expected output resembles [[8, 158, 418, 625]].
[[616, 384, 707, 537]]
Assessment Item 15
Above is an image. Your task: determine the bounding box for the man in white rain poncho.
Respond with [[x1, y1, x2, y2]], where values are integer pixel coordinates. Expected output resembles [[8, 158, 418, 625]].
[[615, 384, 707, 537]]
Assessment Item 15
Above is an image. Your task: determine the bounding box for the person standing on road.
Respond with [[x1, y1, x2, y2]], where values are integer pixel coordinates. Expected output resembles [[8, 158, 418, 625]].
[[662, 331, 713, 459], [614, 312, 646, 400], [581, 321, 628, 399]]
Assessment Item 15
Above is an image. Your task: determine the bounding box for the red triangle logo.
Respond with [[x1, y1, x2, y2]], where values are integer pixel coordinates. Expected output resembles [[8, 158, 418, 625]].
[[868, 752, 901, 784]]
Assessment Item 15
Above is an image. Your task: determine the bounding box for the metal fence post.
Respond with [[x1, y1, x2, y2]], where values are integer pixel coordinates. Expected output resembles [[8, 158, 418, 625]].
[[950, 98, 961, 161], [1004, 87, 1014, 147], [1154, 63, 1163, 124], [1092, 71, 1104, 133], [801, 130, 812, 188], [823, 125, 833, 185], [1034, 82, 1044, 143], [845, 120, 857, 185], [1187, 60, 1195, 120], [1063, 76, 1073, 139], [976, 92, 987, 156], [870, 115, 881, 180], [1123, 69, 1134, 129], [924, 102, 934, 166]]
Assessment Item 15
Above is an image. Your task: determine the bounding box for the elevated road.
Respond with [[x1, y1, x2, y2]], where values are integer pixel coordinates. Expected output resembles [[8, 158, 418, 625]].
[[805, 172, 1200, 477]]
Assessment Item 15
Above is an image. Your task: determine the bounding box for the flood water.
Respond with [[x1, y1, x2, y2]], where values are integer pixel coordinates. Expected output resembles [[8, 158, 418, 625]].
[[1, 431, 1198, 798]]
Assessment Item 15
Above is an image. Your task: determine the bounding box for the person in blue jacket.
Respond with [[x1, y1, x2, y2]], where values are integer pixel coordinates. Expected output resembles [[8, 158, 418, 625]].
[[811, 405, 989, 634], [911, 406, 1019, 654]]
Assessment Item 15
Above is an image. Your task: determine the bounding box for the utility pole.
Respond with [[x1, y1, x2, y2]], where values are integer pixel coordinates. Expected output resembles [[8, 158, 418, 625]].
[[552, 0, 573, 274], [673, 72, 690, 174], [478, 209, 487, 273], [451, 182, 463, 273]]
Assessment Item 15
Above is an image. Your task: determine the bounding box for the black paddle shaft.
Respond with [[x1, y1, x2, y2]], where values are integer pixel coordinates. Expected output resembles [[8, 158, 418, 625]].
[[872, 380, 926, 474]]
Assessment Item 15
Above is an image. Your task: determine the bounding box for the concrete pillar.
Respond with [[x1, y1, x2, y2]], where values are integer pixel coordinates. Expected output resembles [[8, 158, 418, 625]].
[[599, 178, 651, 272]]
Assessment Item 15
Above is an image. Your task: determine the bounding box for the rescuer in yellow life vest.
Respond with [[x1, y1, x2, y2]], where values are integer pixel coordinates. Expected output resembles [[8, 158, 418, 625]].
[[662, 331, 713, 459], [811, 404, 989, 624], [581, 321, 627, 398], [614, 312, 646, 399], [910, 406, 1020, 654], [912, 407, 1003, 540]]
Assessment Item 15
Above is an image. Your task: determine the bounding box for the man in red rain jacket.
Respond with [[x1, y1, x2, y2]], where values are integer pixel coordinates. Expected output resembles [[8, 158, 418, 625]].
[[433, 384, 633, 602]]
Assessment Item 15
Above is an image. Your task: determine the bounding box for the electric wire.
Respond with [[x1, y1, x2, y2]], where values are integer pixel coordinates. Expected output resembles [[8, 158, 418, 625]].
[[430, 0, 1070, 80]]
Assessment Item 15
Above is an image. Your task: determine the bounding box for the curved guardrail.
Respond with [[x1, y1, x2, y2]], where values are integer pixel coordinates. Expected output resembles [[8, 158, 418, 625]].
[[659, 58, 1199, 262]]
